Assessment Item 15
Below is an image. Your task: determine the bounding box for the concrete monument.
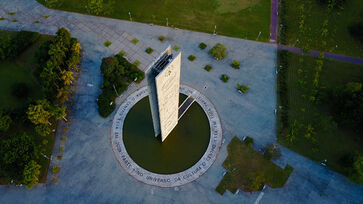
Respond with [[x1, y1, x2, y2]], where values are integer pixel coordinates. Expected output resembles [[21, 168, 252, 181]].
[[146, 46, 181, 142]]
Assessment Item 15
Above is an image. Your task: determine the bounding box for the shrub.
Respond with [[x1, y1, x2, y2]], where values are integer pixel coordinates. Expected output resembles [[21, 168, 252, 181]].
[[52, 177, 58, 183], [0, 17, 5, 20], [11, 82, 30, 99], [42, 139, 48, 145], [35, 124, 51, 137], [145, 47, 153, 54], [59, 145, 65, 152], [57, 155, 63, 160], [0, 110, 12, 132], [52, 166, 60, 174], [209, 43, 227, 60], [220, 74, 229, 83], [119, 50, 126, 56], [244, 136, 254, 146], [60, 136, 67, 142], [33, 20, 40, 24], [97, 90, 116, 118], [12, 19, 18, 22], [188, 55, 196, 61], [199, 42, 207, 50], [348, 22, 363, 44], [42, 16, 50, 19], [88, 0, 104, 15], [104, 41, 112, 47], [237, 83, 250, 93], [158, 35, 165, 42], [8, 12, 15, 16], [204, 65, 212, 72], [263, 144, 282, 160], [231, 60, 240, 69], [133, 60, 141, 67], [131, 38, 139, 45], [173, 45, 180, 51]]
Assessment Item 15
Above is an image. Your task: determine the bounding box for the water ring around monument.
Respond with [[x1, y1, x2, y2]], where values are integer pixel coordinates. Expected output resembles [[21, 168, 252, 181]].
[[111, 84, 222, 187]]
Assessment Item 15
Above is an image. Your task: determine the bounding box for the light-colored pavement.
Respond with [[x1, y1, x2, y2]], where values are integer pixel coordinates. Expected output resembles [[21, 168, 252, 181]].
[[0, 0, 362, 203]]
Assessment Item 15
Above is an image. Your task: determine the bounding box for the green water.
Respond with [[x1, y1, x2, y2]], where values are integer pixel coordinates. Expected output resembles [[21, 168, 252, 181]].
[[123, 94, 210, 174]]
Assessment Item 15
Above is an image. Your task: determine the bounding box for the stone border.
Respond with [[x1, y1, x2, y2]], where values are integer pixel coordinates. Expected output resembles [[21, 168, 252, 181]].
[[111, 84, 222, 187]]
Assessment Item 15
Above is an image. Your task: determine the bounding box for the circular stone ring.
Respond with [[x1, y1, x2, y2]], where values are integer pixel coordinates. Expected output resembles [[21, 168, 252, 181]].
[[111, 84, 222, 187]]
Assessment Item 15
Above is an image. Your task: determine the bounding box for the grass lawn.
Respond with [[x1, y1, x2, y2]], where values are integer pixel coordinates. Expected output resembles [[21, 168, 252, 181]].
[[37, 0, 271, 42], [216, 137, 293, 194], [279, 0, 363, 57], [0, 30, 55, 184], [277, 50, 363, 177]]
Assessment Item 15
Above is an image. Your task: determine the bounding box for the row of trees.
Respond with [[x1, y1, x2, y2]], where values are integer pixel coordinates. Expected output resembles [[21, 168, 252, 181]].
[[98, 53, 144, 117], [0, 28, 82, 189]]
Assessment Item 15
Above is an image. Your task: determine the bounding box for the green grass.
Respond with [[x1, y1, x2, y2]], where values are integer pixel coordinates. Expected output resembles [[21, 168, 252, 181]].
[[280, 0, 363, 57], [188, 55, 196, 61], [131, 38, 139, 45], [37, 0, 271, 42], [277, 51, 363, 176], [216, 137, 293, 194], [104, 40, 112, 47], [0, 30, 55, 184]]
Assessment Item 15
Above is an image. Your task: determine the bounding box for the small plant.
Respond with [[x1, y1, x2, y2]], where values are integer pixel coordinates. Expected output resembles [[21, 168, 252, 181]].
[[173, 45, 180, 51], [199, 42, 207, 50], [237, 83, 250, 93], [63, 127, 69, 132], [244, 136, 254, 146], [59, 145, 65, 152], [231, 60, 240, 69], [188, 55, 196, 61], [263, 144, 282, 160], [158, 35, 165, 42], [209, 43, 227, 60], [204, 65, 212, 72], [0, 17, 5, 21], [57, 155, 63, 160], [52, 166, 60, 174], [220, 74, 229, 83], [119, 50, 126, 56], [52, 177, 58, 184], [33, 20, 40, 24], [131, 38, 139, 45], [8, 12, 16, 16], [104, 41, 112, 47], [42, 15, 50, 19], [60, 136, 67, 142], [145, 47, 154, 54], [133, 60, 141, 67], [12, 19, 18, 22]]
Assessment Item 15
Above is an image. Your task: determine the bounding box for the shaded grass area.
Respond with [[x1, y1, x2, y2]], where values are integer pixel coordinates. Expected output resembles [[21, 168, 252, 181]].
[[0, 30, 55, 184], [37, 0, 271, 42], [277, 50, 363, 177], [216, 137, 293, 194], [279, 0, 363, 57]]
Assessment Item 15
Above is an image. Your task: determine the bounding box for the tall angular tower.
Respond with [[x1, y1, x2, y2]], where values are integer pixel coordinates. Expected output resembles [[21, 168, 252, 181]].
[[146, 46, 181, 142]]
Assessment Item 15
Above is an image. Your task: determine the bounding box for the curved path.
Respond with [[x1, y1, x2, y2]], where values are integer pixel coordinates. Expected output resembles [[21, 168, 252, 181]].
[[0, 0, 362, 203]]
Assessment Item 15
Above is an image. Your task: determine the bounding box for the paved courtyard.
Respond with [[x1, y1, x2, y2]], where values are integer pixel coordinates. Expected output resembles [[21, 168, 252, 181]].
[[0, 0, 362, 203]]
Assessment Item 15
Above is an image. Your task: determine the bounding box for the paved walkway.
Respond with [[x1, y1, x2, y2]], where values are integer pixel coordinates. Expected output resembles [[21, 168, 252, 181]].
[[0, 0, 362, 203], [269, 0, 363, 65]]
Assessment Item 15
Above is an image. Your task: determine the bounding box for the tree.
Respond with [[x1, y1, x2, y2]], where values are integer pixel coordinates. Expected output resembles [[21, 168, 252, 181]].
[[348, 22, 363, 44], [209, 43, 227, 60], [35, 124, 52, 137], [52, 105, 67, 121], [352, 155, 363, 184], [0, 110, 12, 132], [0, 133, 35, 179], [27, 99, 52, 125], [88, 0, 104, 15], [23, 160, 41, 189], [57, 87, 71, 104], [60, 70, 74, 86]]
